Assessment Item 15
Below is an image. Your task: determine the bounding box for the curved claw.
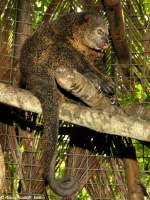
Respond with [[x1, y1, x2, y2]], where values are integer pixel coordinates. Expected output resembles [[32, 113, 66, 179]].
[[101, 78, 115, 95]]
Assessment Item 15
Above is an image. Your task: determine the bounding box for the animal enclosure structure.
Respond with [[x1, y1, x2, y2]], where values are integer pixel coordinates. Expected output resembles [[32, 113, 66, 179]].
[[0, 0, 150, 199]]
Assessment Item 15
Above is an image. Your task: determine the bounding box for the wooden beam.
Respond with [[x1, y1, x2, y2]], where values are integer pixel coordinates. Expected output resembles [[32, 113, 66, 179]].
[[104, 0, 130, 67]]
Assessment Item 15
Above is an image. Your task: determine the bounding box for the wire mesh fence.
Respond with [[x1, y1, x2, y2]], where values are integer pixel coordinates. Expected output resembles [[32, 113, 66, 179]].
[[0, 0, 150, 199]]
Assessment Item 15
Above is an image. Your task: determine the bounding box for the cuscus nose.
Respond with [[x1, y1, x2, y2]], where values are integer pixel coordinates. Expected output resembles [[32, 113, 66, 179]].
[[103, 33, 109, 45]]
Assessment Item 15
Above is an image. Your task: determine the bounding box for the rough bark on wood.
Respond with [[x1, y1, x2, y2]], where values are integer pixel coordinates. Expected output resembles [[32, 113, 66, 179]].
[[124, 146, 144, 200], [0, 82, 150, 142], [104, 0, 130, 74], [12, 0, 33, 85], [0, 143, 5, 193], [144, 24, 150, 56]]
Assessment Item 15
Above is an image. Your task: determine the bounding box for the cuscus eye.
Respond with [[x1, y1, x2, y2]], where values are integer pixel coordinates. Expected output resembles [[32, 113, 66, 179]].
[[96, 28, 104, 35]]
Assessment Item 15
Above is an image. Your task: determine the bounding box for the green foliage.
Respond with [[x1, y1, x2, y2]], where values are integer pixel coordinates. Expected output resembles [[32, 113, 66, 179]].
[[6, 160, 20, 199], [144, 0, 150, 14], [134, 141, 150, 195], [32, 0, 52, 29], [134, 83, 147, 101], [76, 188, 91, 200]]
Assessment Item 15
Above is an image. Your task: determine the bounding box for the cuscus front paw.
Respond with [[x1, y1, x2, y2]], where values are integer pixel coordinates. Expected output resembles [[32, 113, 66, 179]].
[[101, 78, 115, 95]]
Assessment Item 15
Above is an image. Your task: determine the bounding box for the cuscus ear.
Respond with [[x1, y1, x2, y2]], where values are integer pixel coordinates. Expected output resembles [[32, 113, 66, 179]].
[[83, 11, 101, 23], [83, 13, 92, 23]]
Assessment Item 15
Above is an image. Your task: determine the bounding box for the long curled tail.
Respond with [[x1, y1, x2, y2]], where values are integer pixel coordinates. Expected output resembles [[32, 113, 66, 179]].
[[29, 68, 79, 197], [19, 33, 79, 197]]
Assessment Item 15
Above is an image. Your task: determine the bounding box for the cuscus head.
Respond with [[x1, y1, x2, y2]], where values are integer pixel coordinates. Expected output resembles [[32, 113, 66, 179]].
[[78, 12, 109, 50]]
